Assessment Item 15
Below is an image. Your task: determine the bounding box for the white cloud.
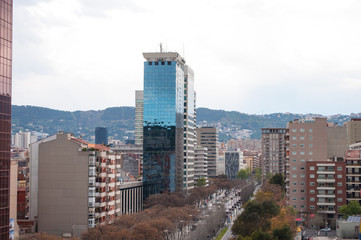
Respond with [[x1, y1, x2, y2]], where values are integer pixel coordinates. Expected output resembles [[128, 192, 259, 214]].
[[12, 0, 361, 114]]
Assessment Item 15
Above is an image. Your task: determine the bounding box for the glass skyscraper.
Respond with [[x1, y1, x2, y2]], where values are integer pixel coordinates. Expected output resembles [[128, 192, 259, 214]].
[[0, 0, 12, 238], [142, 52, 186, 198]]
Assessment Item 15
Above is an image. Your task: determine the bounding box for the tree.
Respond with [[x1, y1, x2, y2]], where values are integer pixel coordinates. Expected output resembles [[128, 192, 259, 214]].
[[272, 225, 293, 240], [237, 168, 251, 180], [195, 177, 207, 188], [339, 201, 361, 219], [269, 173, 284, 188], [254, 168, 262, 182]]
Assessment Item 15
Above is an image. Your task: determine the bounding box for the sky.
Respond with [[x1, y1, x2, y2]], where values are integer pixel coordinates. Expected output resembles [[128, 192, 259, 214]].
[[12, 0, 361, 115]]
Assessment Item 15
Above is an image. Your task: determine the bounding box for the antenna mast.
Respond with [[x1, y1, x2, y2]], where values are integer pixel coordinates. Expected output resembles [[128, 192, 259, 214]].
[[159, 42, 163, 53]]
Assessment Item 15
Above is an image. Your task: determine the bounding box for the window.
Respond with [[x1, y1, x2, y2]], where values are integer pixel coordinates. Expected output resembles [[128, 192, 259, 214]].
[[292, 136, 297, 140], [301, 182, 305, 186], [301, 189, 305, 193], [309, 152, 313, 155], [310, 166, 315, 170], [300, 144, 305, 148], [301, 174, 305, 178], [337, 182, 342, 186], [310, 198, 315, 202], [337, 167, 342, 171], [337, 174, 342, 179], [310, 174, 315, 178], [309, 136, 313, 140], [292, 152, 297, 155], [337, 190, 343, 194], [293, 190, 297, 193], [310, 182, 315, 186], [293, 198, 297, 201], [301, 205, 305, 208], [309, 144, 313, 148], [292, 129, 297, 132], [300, 151, 305, 155], [300, 128, 305, 132], [310, 205, 315, 209], [310, 190, 315, 194], [301, 197, 305, 201], [292, 174, 297, 178], [300, 136, 305, 140], [292, 144, 297, 148], [292, 159, 297, 163], [292, 167, 297, 170], [293, 182, 297, 186], [337, 198, 342, 202], [309, 129, 313, 132], [293, 205, 297, 208]]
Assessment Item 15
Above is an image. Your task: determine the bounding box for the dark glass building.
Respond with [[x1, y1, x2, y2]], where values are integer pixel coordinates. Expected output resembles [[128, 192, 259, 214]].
[[95, 127, 108, 145], [142, 52, 185, 198], [0, 0, 12, 238]]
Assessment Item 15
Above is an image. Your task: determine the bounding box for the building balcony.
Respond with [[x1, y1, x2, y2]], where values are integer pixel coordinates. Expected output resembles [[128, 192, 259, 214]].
[[108, 210, 115, 215], [317, 186, 335, 190], [108, 192, 115, 197], [116, 173, 121, 177], [116, 199, 120, 204], [317, 210, 336, 214], [317, 202, 336, 206], [317, 195, 335, 198], [116, 164, 121, 168], [317, 171, 335, 175], [317, 179, 335, 183], [108, 174, 115, 178], [89, 156, 96, 166], [100, 212, 106, 217], [95, 213, 100, 218], [108, 182, 115, 188], [99, 172, 107, 178]]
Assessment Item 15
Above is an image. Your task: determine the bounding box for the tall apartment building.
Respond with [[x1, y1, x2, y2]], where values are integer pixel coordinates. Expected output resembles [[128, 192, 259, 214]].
[[217, 150, 225, 175], [345, 119, 361, 146], [196, 127, 218, 177], [183, 66, 196, 189], [285, 118, 328, 212], [29, 133, 143, 237], [135, 90, 143, 145], [261, 128, 286, 175], [345, 150, 361, 204], [306, 161, 346, 228], [194, 146, 208, 186], [142, 51, 196, 197], [0, 0, 12, 238]]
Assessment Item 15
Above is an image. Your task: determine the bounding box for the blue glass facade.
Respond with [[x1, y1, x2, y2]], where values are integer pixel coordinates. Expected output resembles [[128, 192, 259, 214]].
[[143, 59, 184, 198]]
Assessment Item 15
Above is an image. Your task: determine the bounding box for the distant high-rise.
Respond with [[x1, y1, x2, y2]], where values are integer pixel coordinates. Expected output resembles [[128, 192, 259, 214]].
[[261, 128, 286, 175], [196, 127, 218, 177], [95, 127, 108, 145], [135, 90, 143, 145], [225, 149, 243, 179], [142, 51, 191, 197], [0, 0, 12, 238]]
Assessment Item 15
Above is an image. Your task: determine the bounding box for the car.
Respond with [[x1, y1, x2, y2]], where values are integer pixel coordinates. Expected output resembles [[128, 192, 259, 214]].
[[320, 227, 331, 232]]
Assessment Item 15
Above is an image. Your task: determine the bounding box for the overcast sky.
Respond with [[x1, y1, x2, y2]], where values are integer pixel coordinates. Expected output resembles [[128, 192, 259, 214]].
[[12, 0, 361, 115]]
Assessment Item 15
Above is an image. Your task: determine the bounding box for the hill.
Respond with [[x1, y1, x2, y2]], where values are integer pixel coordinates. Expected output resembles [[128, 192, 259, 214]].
[[11, 105, 359, 142]]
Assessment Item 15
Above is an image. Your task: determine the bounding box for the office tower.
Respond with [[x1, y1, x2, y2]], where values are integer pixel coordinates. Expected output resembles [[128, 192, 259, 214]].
[[306, 161, 345, 228], [261, 128, 286, 175], [0, 0, 12, 238], [345, 119, 361, 146], [183, 65, 196, 189], [217, 150, 225, 175], [135, 90, 143, 145], [194, 146, 208, 186], [30, 132, 143, 237], [225, 149, 243, 179], [142, 51, 186, 197], [95, 127, 108, 145], [285, 118, 328, 212], [196, 127, 218, 177]]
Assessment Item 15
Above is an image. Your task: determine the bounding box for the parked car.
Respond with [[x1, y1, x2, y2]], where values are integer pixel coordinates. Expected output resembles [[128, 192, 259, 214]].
[[320, 227, 331, 232]]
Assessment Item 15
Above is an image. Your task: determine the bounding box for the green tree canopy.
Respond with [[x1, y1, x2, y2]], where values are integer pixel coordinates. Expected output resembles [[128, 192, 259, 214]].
[[237, 168, 251, 180], [195, 177, 207, 188], [339, 201, 361, 219], [269, 173, 285, 188]]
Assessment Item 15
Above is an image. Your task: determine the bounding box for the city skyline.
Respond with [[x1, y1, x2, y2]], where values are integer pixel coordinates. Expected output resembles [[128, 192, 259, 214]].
[[12, 0, 361, 115]]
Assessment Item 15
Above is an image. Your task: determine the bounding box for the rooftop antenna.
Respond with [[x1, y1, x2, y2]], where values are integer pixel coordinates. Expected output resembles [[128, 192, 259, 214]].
[[159, 42, 163, 53]]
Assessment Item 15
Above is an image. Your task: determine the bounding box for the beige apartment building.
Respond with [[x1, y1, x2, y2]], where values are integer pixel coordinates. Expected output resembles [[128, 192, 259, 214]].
[[261, 128, 286, 175], [286, 118, 328, 212], [31, 133, 143, 237], [286, 118, 347, 213], [345, 119, 361, 146], [194, 146, 208, 186], [196, 127, 218, 177]]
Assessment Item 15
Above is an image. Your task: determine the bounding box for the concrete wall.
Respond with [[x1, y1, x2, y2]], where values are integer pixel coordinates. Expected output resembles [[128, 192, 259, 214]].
[[38, 133, 89, 236]]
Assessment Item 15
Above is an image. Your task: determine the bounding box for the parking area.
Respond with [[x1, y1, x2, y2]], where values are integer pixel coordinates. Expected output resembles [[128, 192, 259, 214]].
[[302, 227, 336, 240]]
